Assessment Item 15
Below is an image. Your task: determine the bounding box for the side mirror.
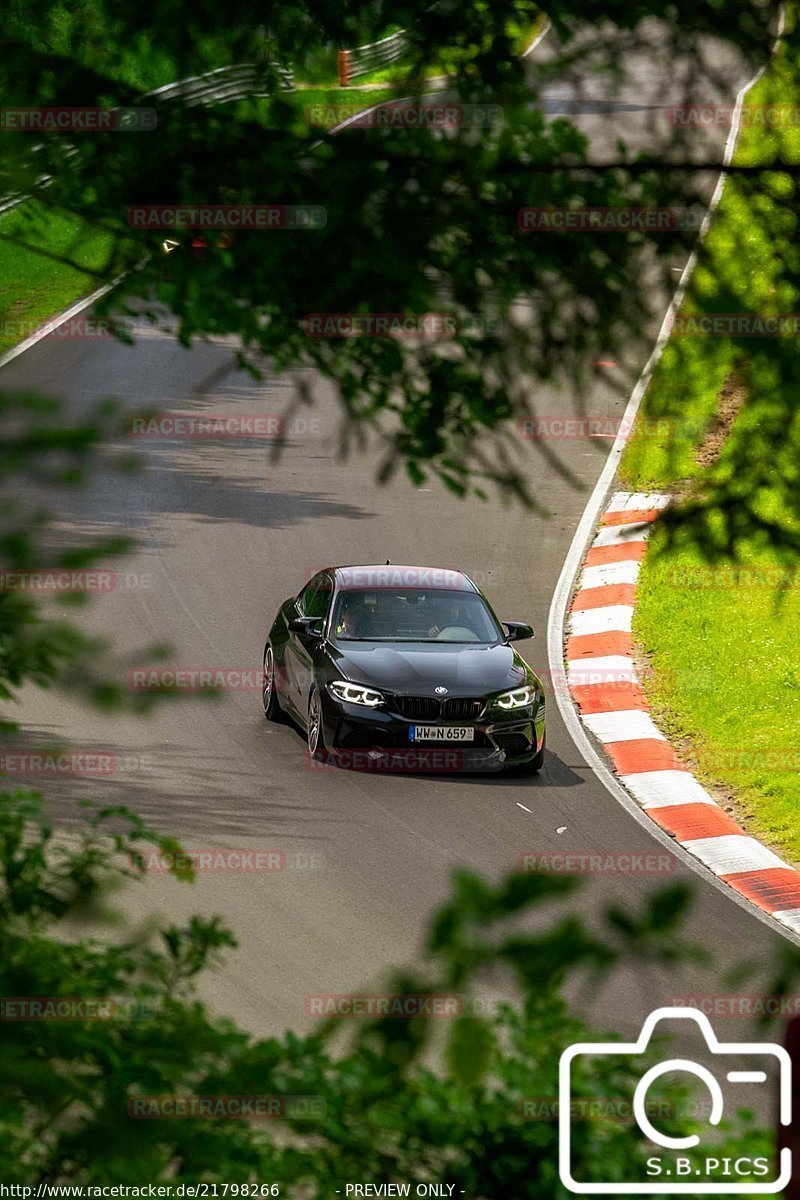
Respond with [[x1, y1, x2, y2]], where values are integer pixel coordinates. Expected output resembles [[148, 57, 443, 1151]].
[[289, 616, 324, 638], [503, 621, 534, 643]]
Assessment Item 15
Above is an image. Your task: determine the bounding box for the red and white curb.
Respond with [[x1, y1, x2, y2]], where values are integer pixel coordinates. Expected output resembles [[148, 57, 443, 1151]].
[[566, 490, 800, 936]]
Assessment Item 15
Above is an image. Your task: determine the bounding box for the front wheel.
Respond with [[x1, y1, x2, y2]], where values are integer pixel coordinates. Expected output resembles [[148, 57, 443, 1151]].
[[307, 685, 326, 761], [262, 645, 282, 721]]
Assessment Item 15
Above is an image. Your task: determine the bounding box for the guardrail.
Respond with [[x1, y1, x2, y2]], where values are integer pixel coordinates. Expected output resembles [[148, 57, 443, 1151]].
[[143, 61, 295, 106], [338, 31, 409, 86], [0, 61, 295, 217]]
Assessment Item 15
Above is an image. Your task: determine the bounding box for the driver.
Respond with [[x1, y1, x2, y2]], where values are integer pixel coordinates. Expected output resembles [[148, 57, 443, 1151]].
[[336, 595, 364, 638]]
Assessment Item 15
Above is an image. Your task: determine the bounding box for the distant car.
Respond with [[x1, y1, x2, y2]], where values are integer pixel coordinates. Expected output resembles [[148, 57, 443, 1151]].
[[160, 231, 234, 256], [262, 565, 546, 773]]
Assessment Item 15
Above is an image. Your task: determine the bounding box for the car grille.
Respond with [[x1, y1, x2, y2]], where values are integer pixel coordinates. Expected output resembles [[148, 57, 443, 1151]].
[[393, 696, 485, 722]]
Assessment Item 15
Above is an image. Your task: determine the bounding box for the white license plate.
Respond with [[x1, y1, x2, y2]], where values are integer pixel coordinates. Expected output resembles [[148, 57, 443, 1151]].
[[409, 725, 475, 742]]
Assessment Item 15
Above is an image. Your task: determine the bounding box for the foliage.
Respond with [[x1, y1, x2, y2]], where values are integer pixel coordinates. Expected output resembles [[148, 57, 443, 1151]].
[[0, 0, 785, 516], [0, 790, 785, 1189]]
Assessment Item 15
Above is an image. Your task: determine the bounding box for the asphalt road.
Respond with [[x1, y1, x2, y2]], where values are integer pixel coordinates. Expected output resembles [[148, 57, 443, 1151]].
[[1, 22, 785, 1054]]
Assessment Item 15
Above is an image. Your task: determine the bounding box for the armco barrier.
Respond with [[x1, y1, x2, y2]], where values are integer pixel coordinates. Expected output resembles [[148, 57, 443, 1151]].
[[338, 31, 409, 86], [0, 61, 295, 217]]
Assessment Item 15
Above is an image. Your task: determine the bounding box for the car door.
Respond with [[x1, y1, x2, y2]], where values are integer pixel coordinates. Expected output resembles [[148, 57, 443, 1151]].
[[285, 573, 333, 715]]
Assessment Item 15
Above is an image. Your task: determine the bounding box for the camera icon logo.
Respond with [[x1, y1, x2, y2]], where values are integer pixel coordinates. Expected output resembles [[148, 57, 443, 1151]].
[[559, 1006, 791, 1194]]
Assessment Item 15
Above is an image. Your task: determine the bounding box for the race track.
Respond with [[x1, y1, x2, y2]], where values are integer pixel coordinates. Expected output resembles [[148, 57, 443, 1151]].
[[1, 22, 781, 1045]]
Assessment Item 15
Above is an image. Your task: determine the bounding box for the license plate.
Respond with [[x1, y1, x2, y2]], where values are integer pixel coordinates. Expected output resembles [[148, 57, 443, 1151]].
[[409, 725, 475, 742]]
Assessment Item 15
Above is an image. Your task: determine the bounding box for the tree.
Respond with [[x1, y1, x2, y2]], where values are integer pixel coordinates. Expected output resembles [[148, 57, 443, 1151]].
[[0, 3, 797, 1189], [0, 789, 786, 1188], [0, 0, 786, 518]]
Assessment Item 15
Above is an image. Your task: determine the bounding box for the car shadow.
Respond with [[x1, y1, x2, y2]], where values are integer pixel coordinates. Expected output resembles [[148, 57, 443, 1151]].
[[280, 713, 585, 788]]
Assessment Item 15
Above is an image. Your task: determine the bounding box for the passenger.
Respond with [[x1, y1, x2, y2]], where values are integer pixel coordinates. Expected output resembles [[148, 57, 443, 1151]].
[[427, 597, 462, 639]]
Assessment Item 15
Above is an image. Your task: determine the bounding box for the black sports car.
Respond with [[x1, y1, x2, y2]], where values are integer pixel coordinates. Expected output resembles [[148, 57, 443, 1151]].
[[262, 565, 546, 773]]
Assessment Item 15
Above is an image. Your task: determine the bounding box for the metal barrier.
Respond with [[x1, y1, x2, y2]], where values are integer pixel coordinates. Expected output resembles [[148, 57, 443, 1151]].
[[143, 61, 295, 106], [0, 61, 295, 216], [338, 30, 409, 86]]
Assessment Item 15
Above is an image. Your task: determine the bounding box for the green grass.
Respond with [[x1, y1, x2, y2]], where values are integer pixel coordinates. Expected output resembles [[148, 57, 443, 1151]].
[[0, 13, 544, 354], [350, 14, 545, 85], [635, 524, 800, 859], [0, 88, 397, 353], [291, 85, 401, 112], [0, 201, 113, 353], [619, 25, 800, 861]]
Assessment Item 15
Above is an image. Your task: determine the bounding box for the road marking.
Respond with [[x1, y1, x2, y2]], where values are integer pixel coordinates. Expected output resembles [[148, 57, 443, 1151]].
[[607, 491, 670, 513], [591, 522, 652, 548], [567, 655, 638, 686], [559, 486, 800, 937], [619, 770, 716, 809], [579, 559, 641, 588], [569, 605, 633, 636], [572, 581, 637, 610], [684, 835, 787, 877], [521, 20, 552, 58], [0, 275, 124, 373], [582, 708, 666, 744]]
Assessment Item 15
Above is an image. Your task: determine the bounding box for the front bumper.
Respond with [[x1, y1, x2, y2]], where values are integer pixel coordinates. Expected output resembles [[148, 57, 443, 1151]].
[[319, 690, 546, 773]]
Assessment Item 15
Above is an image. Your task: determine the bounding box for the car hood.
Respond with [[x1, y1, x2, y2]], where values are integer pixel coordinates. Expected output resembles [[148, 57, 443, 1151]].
[[328, 641, 535, 696]]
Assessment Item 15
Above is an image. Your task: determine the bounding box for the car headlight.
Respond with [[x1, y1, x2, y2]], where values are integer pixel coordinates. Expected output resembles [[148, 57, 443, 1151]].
[[491, 685, 539, 711], [328, 681, 385, 707]]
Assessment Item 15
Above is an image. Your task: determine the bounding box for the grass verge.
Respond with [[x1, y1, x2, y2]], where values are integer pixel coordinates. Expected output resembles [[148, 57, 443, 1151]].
[[0, 201, 113, 354], [618, 23, 800, 860], [0, 14, 544, 354]]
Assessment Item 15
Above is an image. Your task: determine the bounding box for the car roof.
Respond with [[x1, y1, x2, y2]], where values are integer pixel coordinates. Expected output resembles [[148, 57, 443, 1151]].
[[327, 565, 478, 592]]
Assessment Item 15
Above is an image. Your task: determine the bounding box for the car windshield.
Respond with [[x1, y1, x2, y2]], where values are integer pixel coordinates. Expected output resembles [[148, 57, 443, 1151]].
[[332, 588, 503, 643]]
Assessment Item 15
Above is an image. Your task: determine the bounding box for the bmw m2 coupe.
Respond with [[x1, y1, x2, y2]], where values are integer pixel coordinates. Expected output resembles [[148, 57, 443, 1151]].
[[262, 565, 546, 773]]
